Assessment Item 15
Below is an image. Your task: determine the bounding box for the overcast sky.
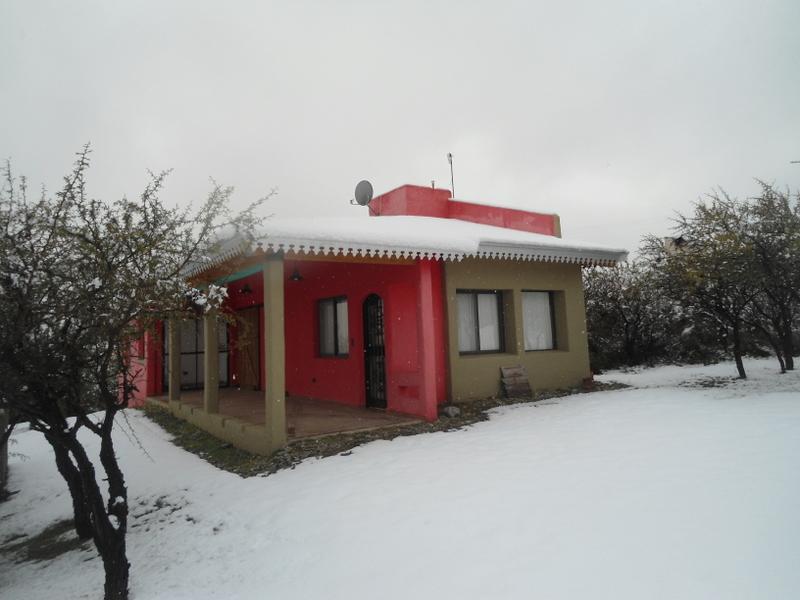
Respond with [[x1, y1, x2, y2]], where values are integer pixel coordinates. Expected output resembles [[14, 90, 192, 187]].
[[2, 0, 799, 254]]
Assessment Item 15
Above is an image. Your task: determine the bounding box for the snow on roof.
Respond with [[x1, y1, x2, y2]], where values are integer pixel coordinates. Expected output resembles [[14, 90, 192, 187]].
[[190, 216, 626, 275], [251, 216, 627, 266]]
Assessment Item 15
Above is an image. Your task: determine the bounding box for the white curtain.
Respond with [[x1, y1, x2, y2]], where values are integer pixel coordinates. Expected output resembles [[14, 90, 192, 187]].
[[319, 301, 335, 354], [477, 293, 501, 351], [335, 299, 349, 354], [457, 293, 478, 352], [523, 292, 554, 350]]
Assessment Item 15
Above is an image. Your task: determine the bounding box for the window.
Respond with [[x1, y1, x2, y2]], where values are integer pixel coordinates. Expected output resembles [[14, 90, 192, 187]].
[[318, 297, 349, 356], [522, 291, 555, 351], [457, 290, 503, 353], [163, 320, 229, 390]]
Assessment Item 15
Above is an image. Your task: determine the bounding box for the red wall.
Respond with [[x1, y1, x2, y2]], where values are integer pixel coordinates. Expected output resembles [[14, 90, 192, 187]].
[[130, 325, 162, 407], [143, 325, 162, 400], [128, 356, 148, 407], [282, 258, 447, 419], [368, 184, 558, 236], [369, 185, 451, 218], [448, 200, 557, 236], [140, 258, 449, 421]]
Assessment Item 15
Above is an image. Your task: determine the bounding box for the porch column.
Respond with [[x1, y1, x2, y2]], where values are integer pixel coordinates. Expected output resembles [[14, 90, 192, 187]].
[[167, 318, 181, 406], [263, 253, 287, 450], [203, 309, 219, 413], [417, 259, 439, 421]]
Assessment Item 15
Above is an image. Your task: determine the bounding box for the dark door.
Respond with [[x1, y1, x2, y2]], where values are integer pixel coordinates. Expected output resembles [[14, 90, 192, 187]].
[[363, 294, 386, 409]]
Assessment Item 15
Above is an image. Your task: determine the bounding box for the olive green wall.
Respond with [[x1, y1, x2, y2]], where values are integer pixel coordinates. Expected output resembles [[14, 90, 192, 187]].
[[444, 258, 591, 401]]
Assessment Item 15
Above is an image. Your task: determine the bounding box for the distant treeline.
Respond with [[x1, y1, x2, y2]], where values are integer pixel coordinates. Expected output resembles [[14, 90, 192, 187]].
[[584, 182, 799, 379]]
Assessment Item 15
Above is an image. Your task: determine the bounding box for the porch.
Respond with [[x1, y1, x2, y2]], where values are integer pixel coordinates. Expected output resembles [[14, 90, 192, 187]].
[[152, 252, 444, 455], [153, 389, 419, 441]]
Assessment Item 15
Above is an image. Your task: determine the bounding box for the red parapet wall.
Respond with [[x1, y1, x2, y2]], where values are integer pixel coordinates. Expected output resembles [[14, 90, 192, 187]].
[[369, 184, 558, 236], [448, 200, 557, 236], [369, 184, 451, 218]]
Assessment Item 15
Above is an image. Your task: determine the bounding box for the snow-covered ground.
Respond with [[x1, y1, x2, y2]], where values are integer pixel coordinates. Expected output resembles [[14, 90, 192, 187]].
[[2, 357, 799, 600]]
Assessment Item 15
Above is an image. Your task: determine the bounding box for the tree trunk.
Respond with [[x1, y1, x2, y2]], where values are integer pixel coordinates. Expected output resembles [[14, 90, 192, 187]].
[[781, 334, 795, 371], [48, 438, 94, 539], [732, 322, 747, 379], [773, 344, 786, 374], [98, 417, 130, 600], [755, 323, 786, 374], [66, 432, 130, 600], [100, 538, 130, 600]]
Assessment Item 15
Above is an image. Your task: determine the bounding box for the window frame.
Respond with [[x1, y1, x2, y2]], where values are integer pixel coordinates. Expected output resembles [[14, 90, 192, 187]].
[[521, 290, 557, 352], [318, 296, 349, 358], [456, 289, 505, 355]]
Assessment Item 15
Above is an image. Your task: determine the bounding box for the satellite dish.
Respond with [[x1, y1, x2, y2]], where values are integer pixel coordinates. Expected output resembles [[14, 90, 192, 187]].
[[354, 180, 374, 206]]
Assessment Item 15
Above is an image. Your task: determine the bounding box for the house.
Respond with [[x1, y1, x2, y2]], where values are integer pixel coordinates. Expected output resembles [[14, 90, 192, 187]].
[[135, 184, 627, 455]]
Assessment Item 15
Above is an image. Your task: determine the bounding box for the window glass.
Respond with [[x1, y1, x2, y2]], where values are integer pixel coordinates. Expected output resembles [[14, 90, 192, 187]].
[[457, 291, 503, 353], [457, 293, 478, 352], [180, 354, 196, 386], [196, 320, 204, 352], [163, 319, 230, 391], [477, 293, 501, 351], [197, 352, 205, 383], [336, 299, 349, 354], [219, 352, 229, 382], [319, 301, 335, 355], [217, 323, 228, 351], [180, 320, 197, 353], [523, 291, 554, 350]]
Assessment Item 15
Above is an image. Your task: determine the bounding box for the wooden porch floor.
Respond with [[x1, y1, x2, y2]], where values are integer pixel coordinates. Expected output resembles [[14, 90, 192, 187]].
[[158, 388, 420, 440]]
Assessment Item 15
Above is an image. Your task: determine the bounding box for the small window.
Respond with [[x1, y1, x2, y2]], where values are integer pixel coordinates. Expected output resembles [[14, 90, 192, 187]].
[[319, 297, 349, 357], [522, 291, 555, 351], [457, 290, 503, 354]]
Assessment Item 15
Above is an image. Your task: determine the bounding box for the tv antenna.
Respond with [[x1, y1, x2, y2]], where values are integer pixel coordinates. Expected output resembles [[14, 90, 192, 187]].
[[447, 152, 455, 197]]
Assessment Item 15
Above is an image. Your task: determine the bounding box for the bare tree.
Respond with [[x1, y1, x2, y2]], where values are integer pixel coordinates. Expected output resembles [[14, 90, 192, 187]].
[[0, 147, 268, 599], [742, 182, 800, 371], [644, 194, 760, 378]]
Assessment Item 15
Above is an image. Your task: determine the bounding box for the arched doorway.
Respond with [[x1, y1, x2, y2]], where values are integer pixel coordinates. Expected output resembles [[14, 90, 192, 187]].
[[363, 294, 386, 409]]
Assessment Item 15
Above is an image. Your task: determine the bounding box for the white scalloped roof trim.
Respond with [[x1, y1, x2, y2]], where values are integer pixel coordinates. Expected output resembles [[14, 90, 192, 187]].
[[252, 240, 619, 267], [190, 216, 627, 275]]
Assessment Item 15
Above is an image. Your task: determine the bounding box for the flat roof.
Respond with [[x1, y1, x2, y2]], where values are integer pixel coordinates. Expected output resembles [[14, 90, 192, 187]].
[[254, 215, 627, 265]]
